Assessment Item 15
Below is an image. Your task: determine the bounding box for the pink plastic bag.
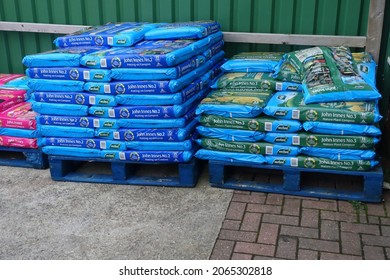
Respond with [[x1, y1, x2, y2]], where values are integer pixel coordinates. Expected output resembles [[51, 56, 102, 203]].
[[0, 88, 27, 112], [0, 74, 24, 85], [0, 135, 38, 148], [0, 102, 37, 129]]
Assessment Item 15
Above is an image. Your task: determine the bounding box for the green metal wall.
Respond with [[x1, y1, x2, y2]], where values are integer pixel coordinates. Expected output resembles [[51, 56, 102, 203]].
[[0, 0, 371, 74]]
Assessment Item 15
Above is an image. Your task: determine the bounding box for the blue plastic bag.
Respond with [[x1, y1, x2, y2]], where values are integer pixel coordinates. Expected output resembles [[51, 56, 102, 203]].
[[27, 79, 85, 92], [26, 67, 112, 82], [39, 125, 95, 138], [0, 127, 39, 138], [110, 54, 206, 80], [37, 115, 119, 129], [303, 121, 382, 136], [202, 40, 225, 59], [41, 137, 126, 150], [144, 20, 220, 40], [31, 92, 117, 107], [299, 147, 376, 160], [31, 101, 89, 116], [221, 52, 284, 73], [101, 150, 194, 162], [352, 52, 377, 88], [54, 22, 157, 47], [195, 149, 266, 164], [197, 126, 264, 142], [22, 46, 108, 67], [42, 146, 102, 158], [126, 139, 194, 151]]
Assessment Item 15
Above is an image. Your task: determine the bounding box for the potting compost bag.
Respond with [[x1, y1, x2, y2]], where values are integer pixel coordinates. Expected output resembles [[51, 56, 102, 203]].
[[37, 115, 119, 129], [39, 125, 95, 138], [42, 146, 101, 158], [89, 89, 208, 119], [196, 88, 273, 118], [22, 46, 108, 67], [26, 67, 112, 82], [352, 52, 377, 87], [0, 135, 38, 148], [263, 91, 381, 124], [273, 60, 302, 83], [126, 139, 194, 151], [116, 109, 197, 129], [221, 52, 284, 73], [263, 132, 379, 149], [199, 114, 302, 132], [195, 149, 266, 164], [27, 79, 85, 92], [54, 22, 159, 47], [31, 101, 89, 116], [0, 102, 36, 130], [0, 74, 29, 90], [202, 40, 225, 59], [101, 150, 194, 162], [196, 137, 299, 156], [265, 155, 378, 171], [0, 127, 38, 138], [299, 147, 376, 160], [110, 54, 206, 80], [80, 31, 223, 68], [96, 120, 197, 141], [144, 20, 220, 40], [303, 121, 382, 136], [211, 72, 302, 91], [41, 137, 126, 150], [31, 92, 117, 107], [0, 88, 26, 111], [197, 126, 264, 142]]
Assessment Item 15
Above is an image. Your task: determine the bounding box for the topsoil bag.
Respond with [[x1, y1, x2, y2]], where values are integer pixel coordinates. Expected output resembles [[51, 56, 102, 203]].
[[144, 20, 220, 40], [263, 91, 382, 124], [221, 52, 284, 73]]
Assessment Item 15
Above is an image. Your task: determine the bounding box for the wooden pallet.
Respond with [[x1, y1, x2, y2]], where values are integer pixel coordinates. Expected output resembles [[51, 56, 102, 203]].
[[0, 146, 48, 169], [48, 155, 202, 187], [208, 160, 383, 202]]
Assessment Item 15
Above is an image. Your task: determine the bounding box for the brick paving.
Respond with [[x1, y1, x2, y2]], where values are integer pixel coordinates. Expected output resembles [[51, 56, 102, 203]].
[[210, 189, 390, 260]]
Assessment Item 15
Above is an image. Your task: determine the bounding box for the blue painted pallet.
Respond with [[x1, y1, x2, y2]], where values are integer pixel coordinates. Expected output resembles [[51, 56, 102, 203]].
[[208, 160, 383, 203], [48, 155, 201, 187], [0, 146, 48, 169]]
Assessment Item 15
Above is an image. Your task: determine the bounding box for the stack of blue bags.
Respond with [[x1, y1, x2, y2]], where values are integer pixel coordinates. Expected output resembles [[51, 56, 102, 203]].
[[24, 21, 225, 163]]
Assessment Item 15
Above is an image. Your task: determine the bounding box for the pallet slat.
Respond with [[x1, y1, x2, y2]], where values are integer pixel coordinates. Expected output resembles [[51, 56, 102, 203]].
[[0, 147, 48, 169]]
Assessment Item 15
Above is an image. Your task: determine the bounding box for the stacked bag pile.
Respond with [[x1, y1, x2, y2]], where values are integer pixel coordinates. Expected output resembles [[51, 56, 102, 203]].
[[0, 74, 38, 149], [23, 21, 225, 163], [195, 52, 303, 164], [263, 46, 381, 171]]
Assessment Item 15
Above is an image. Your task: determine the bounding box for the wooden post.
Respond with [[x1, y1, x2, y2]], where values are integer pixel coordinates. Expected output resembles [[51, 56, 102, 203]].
[[366, 0, 386, 62]]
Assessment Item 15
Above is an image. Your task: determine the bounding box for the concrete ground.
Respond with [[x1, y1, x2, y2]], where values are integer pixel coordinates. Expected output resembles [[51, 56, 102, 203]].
[[0, 165, 233, 260]]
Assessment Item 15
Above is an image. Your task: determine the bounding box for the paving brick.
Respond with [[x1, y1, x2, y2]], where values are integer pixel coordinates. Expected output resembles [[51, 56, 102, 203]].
[[302, 200, 337, 211], [386, 248, 390, 259], [284, 195, 318, 201], [232, 193, 266, 204], [320, 253, 362, 260], [263, 214, 299, 226], [363, 246, 386, 260], [381, 225, 390, 236], [280, 225, 318, 239], [257, 223, 279, 245], [321, 210, 357, 223], [219, 229, 257, 243], [366, 204, 386, 217], [341, 222, 380, 235], [247, 204, 282, 214], [361, 235, 390, 247], [380, 217, 390, 225], [298, 249, 318, 260], [222, 220, 241, 230], [234, 242, 275, 257], [338, 201, 355, 213], [241, 212, 262, 232], [276, 236, 297, 259], [300, 209, 319, 228], [253, 256, 281, 260], [321, 220, 339, 241], [282, 198, 301, 216], [225, 202, 246, 220], [210, 240, 234, 260], [234, 190, 250, 195], [266, 193, 284, 205], [340, 232, 362, 256], [299, 238, 340, 253], [368, 216, 380, 225], [231, 253, 252, 260]]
